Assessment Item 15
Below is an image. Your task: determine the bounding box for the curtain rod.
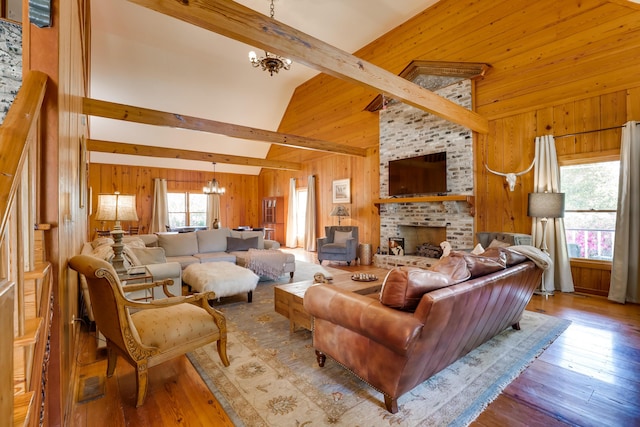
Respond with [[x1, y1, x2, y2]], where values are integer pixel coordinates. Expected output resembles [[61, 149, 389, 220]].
[[555, 122, 638, 139]]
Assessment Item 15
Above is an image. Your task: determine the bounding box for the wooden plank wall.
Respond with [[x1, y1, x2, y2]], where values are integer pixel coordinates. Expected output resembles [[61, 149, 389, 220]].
[[87, 164, 259, 238], [262, 0, 640, 296], [258, 147, 380, 249]]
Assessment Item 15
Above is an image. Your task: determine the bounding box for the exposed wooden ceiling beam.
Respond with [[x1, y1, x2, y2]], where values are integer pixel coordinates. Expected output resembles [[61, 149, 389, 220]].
[[127, 0, 489, 134], [87, 139, 302, 171], [82, 98, 367, 157]]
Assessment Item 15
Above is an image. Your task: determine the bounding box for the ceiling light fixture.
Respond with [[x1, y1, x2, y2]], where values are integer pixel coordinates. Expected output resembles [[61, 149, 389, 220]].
[[248, 0, 292, 76], [203, 162, 226, 195]]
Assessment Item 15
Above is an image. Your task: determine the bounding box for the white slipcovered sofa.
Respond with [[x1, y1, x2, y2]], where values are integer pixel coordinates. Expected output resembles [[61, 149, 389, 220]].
[[154, 228, 295, 278]]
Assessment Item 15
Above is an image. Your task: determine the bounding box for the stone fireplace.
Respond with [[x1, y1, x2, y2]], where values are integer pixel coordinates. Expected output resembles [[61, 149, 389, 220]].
[[397, 225, 447, 255], [374, 74, 476, 269]]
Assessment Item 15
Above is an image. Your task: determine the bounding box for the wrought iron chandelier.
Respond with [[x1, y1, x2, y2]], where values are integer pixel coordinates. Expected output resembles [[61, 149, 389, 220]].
[[203, 162, 226, 195], [248, 0, 292, 76]]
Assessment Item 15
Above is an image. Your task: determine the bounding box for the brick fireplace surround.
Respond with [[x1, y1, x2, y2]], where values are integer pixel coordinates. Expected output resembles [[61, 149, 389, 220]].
[[374, 79, 474, 269]]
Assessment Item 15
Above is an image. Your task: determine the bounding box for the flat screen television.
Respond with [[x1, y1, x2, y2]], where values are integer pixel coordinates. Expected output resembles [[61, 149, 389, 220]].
[[388, 152, 447, 196]]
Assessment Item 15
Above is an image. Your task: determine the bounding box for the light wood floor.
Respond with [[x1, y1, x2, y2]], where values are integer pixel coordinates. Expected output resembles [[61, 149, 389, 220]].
[[70, 251, 640, 426]]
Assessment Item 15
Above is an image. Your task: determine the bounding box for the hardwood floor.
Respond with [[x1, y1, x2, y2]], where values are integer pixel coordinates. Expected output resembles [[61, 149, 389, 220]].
[[70, 252, 640, 426]]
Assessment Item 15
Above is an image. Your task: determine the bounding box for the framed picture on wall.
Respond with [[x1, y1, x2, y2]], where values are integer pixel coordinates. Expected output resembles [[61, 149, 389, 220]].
[[332, 178, 350, 203]]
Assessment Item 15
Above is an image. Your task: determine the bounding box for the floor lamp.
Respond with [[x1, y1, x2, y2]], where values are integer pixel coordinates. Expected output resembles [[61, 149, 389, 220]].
[[527, 191, 565, 296], [95, 192, 139, 274]]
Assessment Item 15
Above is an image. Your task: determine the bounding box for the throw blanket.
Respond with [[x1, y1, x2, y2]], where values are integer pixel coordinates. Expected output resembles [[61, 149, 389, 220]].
[[507, 245, 553, 270], [246, 248, 288, 280]]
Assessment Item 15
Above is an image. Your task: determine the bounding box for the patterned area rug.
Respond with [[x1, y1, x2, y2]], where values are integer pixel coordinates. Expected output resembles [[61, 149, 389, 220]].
[[188, 261, 571, 426]]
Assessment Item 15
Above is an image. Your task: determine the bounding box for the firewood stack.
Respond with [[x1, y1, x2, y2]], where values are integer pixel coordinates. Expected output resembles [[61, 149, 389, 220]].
[[416, 243, 443, 258]]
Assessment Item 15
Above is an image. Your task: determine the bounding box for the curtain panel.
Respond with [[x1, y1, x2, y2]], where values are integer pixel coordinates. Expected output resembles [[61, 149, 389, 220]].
[[150, 178, 169, 233], [286, 178, 297, 248], [609, 121, 640, 303], [533, 135, 574, 293]]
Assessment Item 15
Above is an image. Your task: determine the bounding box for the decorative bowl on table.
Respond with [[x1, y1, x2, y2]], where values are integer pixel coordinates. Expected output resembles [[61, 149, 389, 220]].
[[351, 273, 378, 282]]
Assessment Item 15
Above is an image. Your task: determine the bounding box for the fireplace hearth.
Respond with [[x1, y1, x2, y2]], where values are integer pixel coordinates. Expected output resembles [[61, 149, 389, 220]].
[[396, 225, 447, 255]]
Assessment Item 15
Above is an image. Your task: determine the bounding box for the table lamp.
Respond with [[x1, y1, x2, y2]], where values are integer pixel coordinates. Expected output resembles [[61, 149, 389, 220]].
[[95, 192, 139, 274], [329, 205, 349, 226]]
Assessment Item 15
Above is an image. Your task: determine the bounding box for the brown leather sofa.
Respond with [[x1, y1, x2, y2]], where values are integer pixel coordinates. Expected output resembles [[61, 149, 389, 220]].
[[303, 247, 545, 413]]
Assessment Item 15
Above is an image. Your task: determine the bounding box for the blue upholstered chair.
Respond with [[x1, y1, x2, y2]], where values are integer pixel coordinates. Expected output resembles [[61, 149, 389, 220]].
[[317, 226, 359, 265]]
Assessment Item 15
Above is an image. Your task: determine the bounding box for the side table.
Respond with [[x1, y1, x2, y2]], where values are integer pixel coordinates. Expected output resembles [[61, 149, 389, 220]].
[[358, 243, 373, 266], [118, 266, 154, 302]]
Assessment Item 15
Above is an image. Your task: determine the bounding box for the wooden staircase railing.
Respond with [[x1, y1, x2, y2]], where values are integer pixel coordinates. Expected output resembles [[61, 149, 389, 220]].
[[0, 70, 49, 426]]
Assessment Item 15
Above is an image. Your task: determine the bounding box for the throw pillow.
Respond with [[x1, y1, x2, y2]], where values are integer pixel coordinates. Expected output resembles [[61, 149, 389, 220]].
[[333, 230, 352, 245], [130, 247, 167, 265], [460, 250, 507, 278], [230, 230, 265, 249], [122, 245, 142, 266], [429, 254, 471, 283], [226, 236, 260, 252], [484, 247, 528, 267], [91, 237, 114, 249], [197, 228, 231, 253], [157, 232, 199, 257], [379, 266, 458, 311], [91, 244, 113, 261], [488, 238, 511, 248], [122, 236, 146, 248]]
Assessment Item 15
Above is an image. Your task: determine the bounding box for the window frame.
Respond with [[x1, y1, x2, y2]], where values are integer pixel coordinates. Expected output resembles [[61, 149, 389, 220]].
[[558, 150, 619, 264], [167, 192, 208, 228]]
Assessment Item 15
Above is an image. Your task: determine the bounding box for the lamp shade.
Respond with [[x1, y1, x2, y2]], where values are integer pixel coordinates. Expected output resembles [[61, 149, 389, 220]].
[[95, 193, 139, 222], [329, 206, 349, 217], [527, 192, 565, 218]]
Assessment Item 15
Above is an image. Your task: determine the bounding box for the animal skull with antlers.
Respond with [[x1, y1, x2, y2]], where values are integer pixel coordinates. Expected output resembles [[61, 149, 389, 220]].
[[484, 159, 536, 191]]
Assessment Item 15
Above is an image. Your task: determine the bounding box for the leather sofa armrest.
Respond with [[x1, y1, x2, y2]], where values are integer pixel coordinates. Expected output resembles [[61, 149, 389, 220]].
[[305, 284, 424, 355]]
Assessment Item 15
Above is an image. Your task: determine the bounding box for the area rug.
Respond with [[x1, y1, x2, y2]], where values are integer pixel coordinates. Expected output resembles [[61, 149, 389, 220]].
[[188, 261, 571, 427]]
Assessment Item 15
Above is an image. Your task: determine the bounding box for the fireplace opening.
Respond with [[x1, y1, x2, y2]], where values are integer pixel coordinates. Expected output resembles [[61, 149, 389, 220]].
[[397, 225, 447, 256]]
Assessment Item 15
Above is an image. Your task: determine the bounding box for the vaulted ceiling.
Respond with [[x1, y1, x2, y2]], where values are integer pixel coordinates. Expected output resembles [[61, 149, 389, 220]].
[[88, 0, 440, 175]]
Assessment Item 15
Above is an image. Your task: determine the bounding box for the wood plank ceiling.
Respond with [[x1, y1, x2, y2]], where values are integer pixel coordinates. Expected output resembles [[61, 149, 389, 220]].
[[85, 0, 488, 169]]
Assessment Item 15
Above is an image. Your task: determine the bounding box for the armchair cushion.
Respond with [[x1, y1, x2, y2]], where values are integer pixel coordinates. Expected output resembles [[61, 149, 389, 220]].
[[132, 303, 221, 350], [333, 230, 352, 245]]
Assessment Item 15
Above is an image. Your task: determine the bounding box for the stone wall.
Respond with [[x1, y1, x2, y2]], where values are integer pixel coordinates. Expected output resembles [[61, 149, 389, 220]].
[[378, 79, 474, 252], [0, 19, 22, 123]]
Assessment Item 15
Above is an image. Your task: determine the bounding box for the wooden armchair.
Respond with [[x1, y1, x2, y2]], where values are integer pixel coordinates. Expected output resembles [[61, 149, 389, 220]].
[[68, 254, 229, 407]]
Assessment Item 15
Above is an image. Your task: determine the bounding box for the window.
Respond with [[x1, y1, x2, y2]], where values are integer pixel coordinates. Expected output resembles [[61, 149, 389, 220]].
[[560, 161, 619, 261], [167, 192, 208, 228]]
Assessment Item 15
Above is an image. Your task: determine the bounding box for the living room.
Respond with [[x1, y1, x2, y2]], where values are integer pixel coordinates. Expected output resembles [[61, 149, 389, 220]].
[[2, 0, 640, 425]]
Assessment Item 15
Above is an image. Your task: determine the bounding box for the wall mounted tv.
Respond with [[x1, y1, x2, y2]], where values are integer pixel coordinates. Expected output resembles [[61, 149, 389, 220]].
[[388, 152, 447, 197]]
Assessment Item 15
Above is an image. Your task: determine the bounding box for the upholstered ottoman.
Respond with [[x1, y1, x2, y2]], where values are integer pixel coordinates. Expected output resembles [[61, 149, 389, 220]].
[[183, 262, 260, 302]]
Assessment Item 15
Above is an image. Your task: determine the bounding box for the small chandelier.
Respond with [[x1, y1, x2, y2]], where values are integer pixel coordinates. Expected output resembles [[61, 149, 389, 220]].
[[248, 0, 292, 76], [203, 162, 226, 195]]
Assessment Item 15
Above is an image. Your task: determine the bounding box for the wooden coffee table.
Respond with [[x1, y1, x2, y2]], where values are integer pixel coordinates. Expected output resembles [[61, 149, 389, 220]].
[[274, 267, 390, 332]]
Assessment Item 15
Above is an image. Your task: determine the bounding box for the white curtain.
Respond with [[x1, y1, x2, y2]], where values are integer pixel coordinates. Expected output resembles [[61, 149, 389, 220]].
[[304, 175, 317, 251], [150, 178, 169, 233], [285, 178, 297, 247], [609, 121, 640, 303], [533, 135, 574, 293], [206, 194, 221, 229]]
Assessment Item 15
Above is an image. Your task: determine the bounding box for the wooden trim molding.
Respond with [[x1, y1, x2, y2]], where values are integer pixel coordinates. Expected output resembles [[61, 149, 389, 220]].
[[365, 60, 491, 112]]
